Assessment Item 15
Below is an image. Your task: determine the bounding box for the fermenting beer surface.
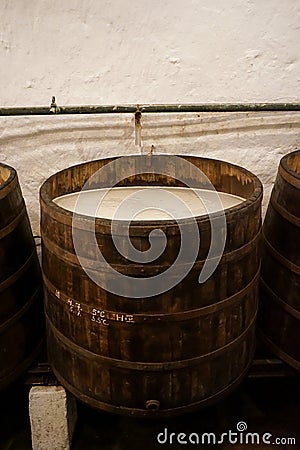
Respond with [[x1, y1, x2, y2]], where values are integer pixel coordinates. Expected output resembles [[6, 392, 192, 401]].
[[53, 186, 245, 221]]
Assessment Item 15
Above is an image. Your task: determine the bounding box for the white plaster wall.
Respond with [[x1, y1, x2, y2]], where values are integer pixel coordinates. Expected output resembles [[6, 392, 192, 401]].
[[0, 0, 299, 234], [1, 111, 299, 233], [1, 0, 299, 105]]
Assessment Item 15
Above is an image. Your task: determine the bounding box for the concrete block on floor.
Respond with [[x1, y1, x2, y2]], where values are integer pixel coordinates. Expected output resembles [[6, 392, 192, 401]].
[[29, 385, 77, 450]]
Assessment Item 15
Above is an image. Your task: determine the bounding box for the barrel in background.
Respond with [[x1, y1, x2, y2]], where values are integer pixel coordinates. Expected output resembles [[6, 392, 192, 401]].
[[40, 155, 262, 417], [0, 163, 44, 389], [259, 150, 300, 371]]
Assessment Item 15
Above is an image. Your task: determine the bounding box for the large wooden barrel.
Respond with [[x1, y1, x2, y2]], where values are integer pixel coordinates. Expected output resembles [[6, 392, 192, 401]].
[[0, 163, 44, 389], [258, 150, 300, 371], [40, 155, 262, 417]]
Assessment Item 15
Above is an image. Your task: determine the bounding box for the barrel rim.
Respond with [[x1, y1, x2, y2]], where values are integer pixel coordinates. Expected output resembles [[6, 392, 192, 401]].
[[0, 162, 16, 193], [40, 154, 263, 227], [280, 149, 300, 180]]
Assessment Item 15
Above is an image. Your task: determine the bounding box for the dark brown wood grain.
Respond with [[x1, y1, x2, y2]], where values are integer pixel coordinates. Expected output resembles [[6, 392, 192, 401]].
[[258, 149, 300, 372], [40, 155, 262, 417], [0, 163, 44, 389]]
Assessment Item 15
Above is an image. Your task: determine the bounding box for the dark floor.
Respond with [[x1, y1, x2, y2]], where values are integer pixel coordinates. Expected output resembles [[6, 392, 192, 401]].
[[0, 374, 299, 450]]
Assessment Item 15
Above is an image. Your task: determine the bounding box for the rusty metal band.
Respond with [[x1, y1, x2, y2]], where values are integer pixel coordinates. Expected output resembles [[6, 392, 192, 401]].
[[0, 175, 18, 200], [260, 278, 300, 321], [0, 337, 45, 391], [0, 250, 37, 292], [257, 329, 300, 373], [0, 204, 26, 240], [43, 269, 259, 323], [46, 313, 256, 371], [278, 164, 300, 189], [270, 196, 300, 228], [261, 231, 300, 276], [41, 229, 260, 275], [0, 287, 43, 334]]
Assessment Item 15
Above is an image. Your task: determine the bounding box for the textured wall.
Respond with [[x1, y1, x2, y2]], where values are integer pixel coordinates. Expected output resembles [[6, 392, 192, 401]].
[[1, 111, 300, 233], [1, 0, 299, 105], [0, 0, 299, 234]]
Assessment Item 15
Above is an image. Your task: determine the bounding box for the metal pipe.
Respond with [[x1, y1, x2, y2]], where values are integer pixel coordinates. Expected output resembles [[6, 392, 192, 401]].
[[0, 102, 300, 116]]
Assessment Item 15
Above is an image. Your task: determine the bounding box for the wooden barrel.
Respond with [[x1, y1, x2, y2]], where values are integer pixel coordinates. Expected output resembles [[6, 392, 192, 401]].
[[40, 155, 262, 417], [0, 163, 44, 389], [258, 150, 300, 371]]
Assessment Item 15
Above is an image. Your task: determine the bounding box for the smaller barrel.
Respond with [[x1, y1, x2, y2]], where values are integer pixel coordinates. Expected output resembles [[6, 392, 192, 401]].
[[258, 150, 300, 371], [0, 163, 44, 389]]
